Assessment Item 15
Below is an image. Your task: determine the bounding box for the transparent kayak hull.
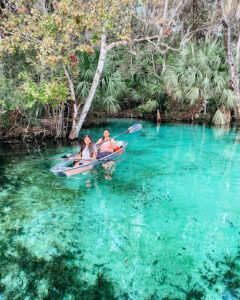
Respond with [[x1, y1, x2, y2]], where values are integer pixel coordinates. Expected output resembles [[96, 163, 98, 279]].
[[50, 141, 128, 177]]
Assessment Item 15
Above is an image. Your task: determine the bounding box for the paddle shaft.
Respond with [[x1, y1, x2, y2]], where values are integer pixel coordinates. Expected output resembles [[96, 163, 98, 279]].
[[112, 130, 128, 139], [95, 130, 128, 149], [34, 157, 96, 162], [96, 124, 141, 148]]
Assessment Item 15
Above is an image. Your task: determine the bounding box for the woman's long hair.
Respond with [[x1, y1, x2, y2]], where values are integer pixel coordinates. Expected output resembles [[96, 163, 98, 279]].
[[79, 135, 95, 157], [101, 129, 111, 141]]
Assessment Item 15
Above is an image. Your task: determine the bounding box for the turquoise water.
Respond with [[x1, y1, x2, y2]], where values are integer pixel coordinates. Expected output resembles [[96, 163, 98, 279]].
[[1, 119, 240, 299]]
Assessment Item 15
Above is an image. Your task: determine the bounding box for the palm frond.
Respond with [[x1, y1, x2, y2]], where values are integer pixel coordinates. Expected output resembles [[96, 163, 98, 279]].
[[101, 96, 120, 114], [140, 100, 159, 113], [212, 109, 228, 125], [186, 86, 200, 105], [220, 89, 237, 109], [76, 81, 92, 100], [163, 40, 235, 112]]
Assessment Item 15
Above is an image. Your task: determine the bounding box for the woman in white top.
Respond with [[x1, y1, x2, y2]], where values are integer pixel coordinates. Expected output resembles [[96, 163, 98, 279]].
[[74, 135, 97, 166]]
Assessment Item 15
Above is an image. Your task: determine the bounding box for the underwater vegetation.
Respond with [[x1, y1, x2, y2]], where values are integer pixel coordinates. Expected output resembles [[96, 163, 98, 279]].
[[199, 250, 240, 299], [0, 243, 118, 299]]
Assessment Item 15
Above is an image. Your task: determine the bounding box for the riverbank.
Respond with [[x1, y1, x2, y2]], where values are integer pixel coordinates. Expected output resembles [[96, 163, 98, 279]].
[[0, 117, 102, 145], [0, 109, 215, 145]]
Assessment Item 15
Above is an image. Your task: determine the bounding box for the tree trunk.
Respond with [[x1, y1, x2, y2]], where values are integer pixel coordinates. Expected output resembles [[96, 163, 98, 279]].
[[220, 104, 231, 123], [62, 63, 79, 139], [192, 0, 198, 40], [157, 0, 168, 44], [34, 0, 47, 14], [182, 97, 204, 120], [218, 0, 240, 117], [69, 32, 108, 140], [157, 109, 161, 122], [236, 29, 240, 70], [0, 36, 3, 78]]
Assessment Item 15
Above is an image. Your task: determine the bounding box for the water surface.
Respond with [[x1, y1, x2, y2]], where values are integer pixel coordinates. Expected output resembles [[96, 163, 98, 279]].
[[1, 120, 240, 299]]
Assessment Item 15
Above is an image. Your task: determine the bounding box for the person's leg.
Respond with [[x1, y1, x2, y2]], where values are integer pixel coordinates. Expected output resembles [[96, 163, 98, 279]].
[[74, 160, 84, 167], [97, 152, 112, 159]]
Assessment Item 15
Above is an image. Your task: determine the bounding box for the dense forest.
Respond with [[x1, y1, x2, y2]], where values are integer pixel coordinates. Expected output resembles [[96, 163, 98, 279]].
[[1, 0, 240, 141]]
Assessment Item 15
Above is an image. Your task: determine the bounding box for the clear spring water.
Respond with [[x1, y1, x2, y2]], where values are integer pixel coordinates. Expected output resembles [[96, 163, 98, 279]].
[[1, 119, 240, 299]]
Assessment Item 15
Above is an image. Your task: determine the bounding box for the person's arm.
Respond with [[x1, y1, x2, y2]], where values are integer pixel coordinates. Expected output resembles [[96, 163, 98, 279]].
[[72, 153, 81, 162], [95, 138, 102, 146], [69, 152, 81, 161], [72, 150, 81, 160], [111, 138, 117, 150], [92, 145, 97, 159]]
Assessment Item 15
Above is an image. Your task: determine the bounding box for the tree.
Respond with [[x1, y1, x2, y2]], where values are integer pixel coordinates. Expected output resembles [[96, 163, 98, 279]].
[[0, 0, 138, 139], [164, 41, 236, 121], [1, 0, 200, 138], [76, 50, 125, 115], [218, 0, 240, 118]]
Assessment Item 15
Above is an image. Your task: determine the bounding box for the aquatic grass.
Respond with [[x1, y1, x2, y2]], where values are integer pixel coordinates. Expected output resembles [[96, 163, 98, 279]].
[[1, 242, 118, 299]]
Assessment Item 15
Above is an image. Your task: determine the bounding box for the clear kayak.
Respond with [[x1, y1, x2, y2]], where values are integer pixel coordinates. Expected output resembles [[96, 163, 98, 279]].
[[50, 140, 128, 177]]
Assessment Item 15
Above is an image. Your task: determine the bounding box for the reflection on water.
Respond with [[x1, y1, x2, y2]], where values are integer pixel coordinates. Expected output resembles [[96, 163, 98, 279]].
[[212, 124, 231, 138], [1, 120, 240, 299]]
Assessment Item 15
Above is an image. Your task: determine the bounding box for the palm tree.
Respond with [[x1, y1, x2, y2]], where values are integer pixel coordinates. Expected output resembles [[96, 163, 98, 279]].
[[164, 41, 236, 124], [122, 54, 164, 117], [133, 74, 164, 118], [75, 50, 125, 115]]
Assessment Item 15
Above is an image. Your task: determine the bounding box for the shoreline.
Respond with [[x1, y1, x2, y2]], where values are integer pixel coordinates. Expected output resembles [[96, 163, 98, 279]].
[[0, 112, 230, 146]]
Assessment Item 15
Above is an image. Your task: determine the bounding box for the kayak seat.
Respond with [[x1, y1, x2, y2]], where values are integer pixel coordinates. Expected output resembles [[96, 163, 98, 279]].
[[115, 146, 123, 152]]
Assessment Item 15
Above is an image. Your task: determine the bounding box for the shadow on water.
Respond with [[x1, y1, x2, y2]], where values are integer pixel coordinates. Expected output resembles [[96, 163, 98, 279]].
[[0, 147, 14, 190]]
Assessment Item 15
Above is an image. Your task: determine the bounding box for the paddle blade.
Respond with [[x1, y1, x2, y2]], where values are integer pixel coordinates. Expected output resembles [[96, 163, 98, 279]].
[[128, 123, 142, 133]]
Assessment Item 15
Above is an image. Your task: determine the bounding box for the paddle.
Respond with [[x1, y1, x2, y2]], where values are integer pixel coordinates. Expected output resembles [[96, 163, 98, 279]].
[[33, 157, 70, 161], [33, 156, 97, 162], [34, 123, 142, 162], [113, 123, 142, 138]]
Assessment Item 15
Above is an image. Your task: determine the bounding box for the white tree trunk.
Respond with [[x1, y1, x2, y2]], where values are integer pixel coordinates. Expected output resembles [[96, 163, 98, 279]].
[[34, 0, 47, 14], [219, 0, 240, 117], [0, 35, 3, 78], [236, 30, 240, 70], [157, 0, 168, 44], [69, 33, 108, 140]]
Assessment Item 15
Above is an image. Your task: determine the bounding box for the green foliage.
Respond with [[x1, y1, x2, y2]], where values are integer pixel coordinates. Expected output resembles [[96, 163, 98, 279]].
[[164, 41, 237, 111], [1, 49, 36, 81], [115, 44, 164, 112], [76, 50, 125, 114], [0, 78, 18, 112], [0, 48, 68, 130], [18, 72, 68, 107], [0, 34, 239, 133], [137, 100, 158, 115]]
